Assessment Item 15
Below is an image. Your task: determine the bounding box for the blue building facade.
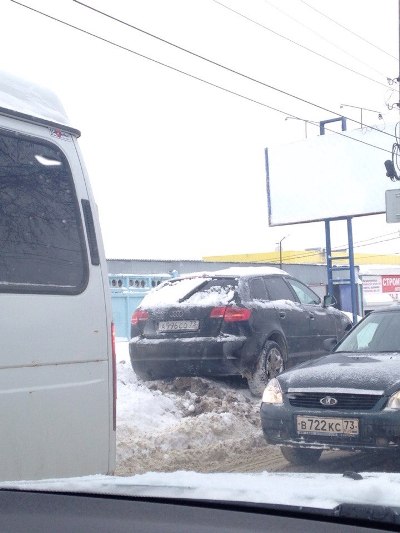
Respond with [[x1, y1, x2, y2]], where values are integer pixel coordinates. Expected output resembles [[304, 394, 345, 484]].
[[109, 273, 171, 339]]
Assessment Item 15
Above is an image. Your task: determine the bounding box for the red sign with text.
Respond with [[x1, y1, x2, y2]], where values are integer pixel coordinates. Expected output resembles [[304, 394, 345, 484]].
[[382, 275, 400, 293]]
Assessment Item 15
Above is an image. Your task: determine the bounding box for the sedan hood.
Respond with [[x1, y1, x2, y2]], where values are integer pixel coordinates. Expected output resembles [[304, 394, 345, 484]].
[[279, 352, 400, 394]]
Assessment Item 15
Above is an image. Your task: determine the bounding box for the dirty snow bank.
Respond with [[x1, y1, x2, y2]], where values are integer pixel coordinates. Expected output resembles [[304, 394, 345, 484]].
[[116, 342, 265, 475]]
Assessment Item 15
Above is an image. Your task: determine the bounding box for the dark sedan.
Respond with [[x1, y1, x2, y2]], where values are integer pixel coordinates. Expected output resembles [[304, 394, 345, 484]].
[[129, 267, 351, 395], [260, 305, 400, 464]]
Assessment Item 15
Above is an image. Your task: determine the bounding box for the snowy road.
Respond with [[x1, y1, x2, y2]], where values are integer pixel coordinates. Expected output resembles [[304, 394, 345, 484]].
[[116, 342, 400, 476]]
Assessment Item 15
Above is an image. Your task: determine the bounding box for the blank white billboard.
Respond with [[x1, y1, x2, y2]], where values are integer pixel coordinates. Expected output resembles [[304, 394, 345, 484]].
[[266, 123, 397, 226]]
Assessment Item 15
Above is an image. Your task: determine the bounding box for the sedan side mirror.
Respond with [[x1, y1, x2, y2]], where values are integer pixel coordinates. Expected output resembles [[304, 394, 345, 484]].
[[323, 294, 337, 308]]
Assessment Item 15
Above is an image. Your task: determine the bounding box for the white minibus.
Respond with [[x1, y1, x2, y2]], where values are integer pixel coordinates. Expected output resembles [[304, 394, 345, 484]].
[[0, 71, 116, 481]]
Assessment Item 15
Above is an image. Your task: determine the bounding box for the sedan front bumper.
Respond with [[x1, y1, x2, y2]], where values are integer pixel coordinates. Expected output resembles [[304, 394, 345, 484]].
[[260, 402, 400, 451]]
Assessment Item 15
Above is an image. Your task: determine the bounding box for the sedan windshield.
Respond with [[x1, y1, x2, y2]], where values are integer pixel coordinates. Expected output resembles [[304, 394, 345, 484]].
[[336, 309, 400, 353]]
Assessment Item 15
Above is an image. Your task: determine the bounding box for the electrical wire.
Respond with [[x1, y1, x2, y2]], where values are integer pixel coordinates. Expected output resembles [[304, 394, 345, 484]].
[[385, 85, 398, 111], [263, 0, 390, 79], [393, 122, 400, 173], [211, 0, 389, 89], [347, 251, 400, 261], [72, 0, 396, 142], [10, 1, 393, 155], [349, 231, 400, 245], [299, 0, 398, 61], [272, 233, 400, 263], [11, 3, 397, 268], [352, 236, 400, 249]]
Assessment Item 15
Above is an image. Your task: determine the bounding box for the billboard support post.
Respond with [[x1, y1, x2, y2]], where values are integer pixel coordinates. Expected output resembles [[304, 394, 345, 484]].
[[325, 220, 334, 297], [319, 116, 347, 135], [321, 119, 357, 323], [325, 217, 357, 323], [347, 218, 358, 324]]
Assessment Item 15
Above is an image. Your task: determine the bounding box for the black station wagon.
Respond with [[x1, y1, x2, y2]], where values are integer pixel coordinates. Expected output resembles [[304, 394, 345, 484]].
[[129, 267, 352, 395]]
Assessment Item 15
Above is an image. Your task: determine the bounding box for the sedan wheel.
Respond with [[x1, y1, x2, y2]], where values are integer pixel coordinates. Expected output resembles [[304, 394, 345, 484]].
[[281, 446, 322, 466], [247, 341, 285, 397]]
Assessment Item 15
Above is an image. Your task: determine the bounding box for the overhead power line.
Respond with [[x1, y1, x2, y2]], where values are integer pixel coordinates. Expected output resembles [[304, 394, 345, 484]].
[[72, 0, 395, 142], [272, 231, 400, 263], [276, 234, 400, 263], [353, 236, 400, 249], [348, 251, 400, 261], [348, 230, 400, 245], [10, 0, 392, 156], [263, 0, 390, 79], [299, 0, 398, 61], [211, 0, 389, 89]]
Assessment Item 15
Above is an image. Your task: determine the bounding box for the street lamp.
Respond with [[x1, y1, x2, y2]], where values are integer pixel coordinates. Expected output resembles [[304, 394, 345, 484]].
[[340, 104, 382, 128], [277, 235, 288, 269], [285, 116, 310, 138]]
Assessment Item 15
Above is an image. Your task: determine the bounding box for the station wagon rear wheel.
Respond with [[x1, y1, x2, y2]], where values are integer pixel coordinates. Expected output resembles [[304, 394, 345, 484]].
[[280, 446, 322, 465], [247, 341, 285, 397]]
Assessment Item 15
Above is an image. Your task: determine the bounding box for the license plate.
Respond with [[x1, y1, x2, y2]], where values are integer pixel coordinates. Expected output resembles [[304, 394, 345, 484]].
[[158, 320, 199, 332], [297, 416, 359, 436]]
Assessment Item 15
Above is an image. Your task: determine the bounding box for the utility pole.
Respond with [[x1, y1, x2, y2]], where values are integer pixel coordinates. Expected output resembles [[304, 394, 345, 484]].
[[277, 236, 287, 269], [383, 1, 400, 179]]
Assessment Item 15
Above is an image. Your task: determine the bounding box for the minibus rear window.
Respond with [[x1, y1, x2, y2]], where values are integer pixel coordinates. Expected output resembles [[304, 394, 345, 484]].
[[0, 130, 88, 294]]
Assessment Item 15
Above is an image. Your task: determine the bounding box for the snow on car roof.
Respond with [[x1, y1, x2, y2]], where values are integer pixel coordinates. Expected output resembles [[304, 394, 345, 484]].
[[212, 266, 289, 277], [140, 276, 236, 308], [360, 265, 400, 276], [167, 266, 288, 281], [0, 70, 71, 127], [179, 265, 290, 278], [372, 303, 400, 312]]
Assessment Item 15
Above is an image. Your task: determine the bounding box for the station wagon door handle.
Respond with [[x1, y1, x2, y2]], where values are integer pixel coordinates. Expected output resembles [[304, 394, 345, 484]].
[[309, 313, 315, 320], [279, 311, 286, 319]]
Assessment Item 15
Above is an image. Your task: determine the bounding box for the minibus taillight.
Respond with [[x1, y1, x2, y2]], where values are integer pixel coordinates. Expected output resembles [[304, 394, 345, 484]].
[[111, 322, 117, 432], [210, 306, 251, 322], [131, 309, 149, 325]]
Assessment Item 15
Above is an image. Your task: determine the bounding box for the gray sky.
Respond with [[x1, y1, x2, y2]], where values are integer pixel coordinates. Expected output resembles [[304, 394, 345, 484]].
[[2, 0, 400, 259]]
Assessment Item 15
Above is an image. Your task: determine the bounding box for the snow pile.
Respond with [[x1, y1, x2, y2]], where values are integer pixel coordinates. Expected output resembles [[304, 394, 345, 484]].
[[116, 342, 264, 475]]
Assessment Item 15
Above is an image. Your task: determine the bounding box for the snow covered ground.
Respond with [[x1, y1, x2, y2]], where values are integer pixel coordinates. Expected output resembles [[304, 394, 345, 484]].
[[4, 341, 400, 512], [116, 341, 266, 475]]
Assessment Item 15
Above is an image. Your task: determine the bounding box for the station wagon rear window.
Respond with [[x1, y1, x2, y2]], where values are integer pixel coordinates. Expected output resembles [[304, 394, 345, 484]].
[[141, 276, 237, 307], [0, 130, 87, 293]]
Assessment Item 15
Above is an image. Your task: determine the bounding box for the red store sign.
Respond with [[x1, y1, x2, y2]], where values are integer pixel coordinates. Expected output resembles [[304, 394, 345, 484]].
[[382, 275, 400, 293]]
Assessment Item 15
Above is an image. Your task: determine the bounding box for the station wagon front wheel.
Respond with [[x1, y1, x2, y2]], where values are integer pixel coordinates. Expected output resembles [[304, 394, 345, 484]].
[[247, 341, 285, 397]]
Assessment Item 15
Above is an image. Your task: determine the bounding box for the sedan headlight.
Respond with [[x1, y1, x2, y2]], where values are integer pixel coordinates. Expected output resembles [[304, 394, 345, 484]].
[[386, 391, 400, 409], [261, 378, 283, 405]]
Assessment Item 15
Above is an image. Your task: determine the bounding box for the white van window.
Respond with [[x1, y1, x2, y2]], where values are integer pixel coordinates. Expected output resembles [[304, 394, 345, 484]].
[[0, 130, 88, 293]]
